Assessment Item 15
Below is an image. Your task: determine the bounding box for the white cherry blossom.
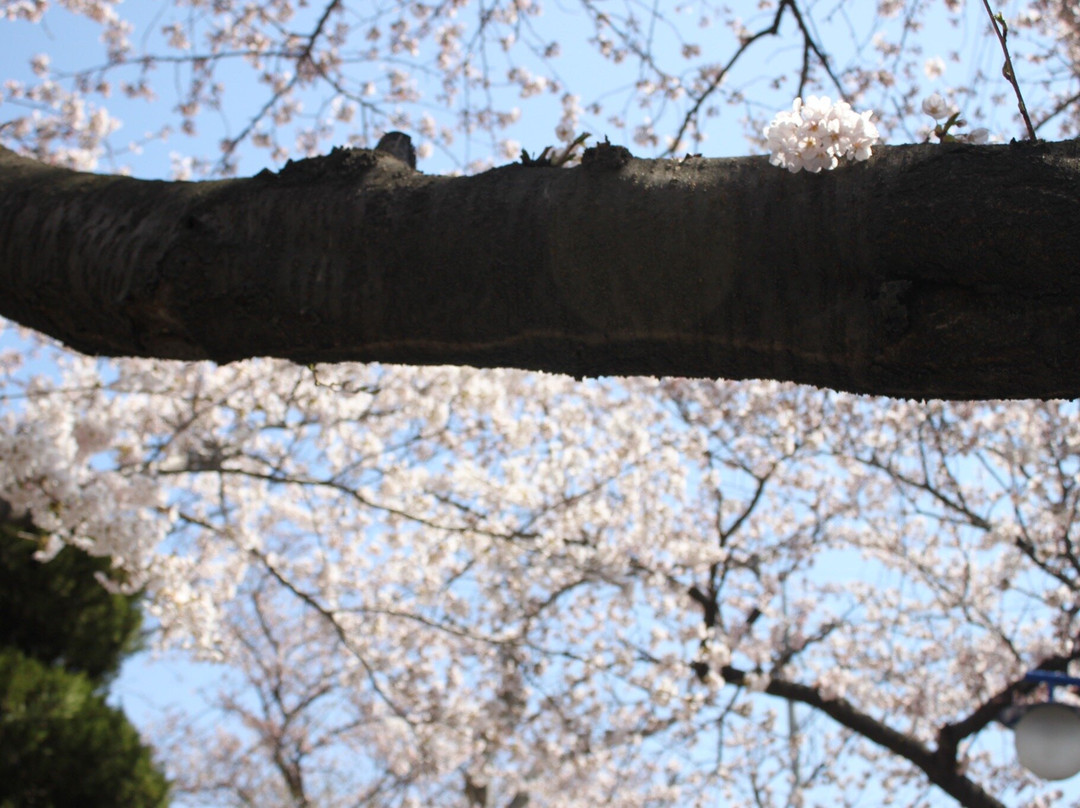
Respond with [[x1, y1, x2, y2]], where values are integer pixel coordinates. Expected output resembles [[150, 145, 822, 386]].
[[763, 96, 880, 173], [921, 92, 955, 120]]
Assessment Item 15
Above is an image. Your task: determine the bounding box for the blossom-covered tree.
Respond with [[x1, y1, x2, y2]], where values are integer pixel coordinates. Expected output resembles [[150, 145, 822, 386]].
[[3, 344, 1080, 807], [2, 0, 1080, 397], [5, 2, 1080, 807]]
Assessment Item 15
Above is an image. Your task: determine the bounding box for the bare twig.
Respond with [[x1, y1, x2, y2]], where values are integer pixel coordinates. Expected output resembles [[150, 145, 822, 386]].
[[979, 1, 1037, 140], [665, 0, 792, 156]]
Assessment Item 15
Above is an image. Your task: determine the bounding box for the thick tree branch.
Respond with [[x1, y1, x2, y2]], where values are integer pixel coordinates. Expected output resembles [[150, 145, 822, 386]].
[[938, 652, 1080, 762], [2, 140, 1080, 399], [719, 666, 1007, 808]]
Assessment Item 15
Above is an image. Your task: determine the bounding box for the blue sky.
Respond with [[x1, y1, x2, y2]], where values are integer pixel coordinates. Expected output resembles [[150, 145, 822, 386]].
[[1, 0, 1042, 179]]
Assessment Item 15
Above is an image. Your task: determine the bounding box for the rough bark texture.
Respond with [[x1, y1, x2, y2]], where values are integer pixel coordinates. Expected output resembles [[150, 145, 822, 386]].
[[2, 139, 1079, 399]]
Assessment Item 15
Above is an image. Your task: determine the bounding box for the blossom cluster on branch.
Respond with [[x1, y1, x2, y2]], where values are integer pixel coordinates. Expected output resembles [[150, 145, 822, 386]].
[[762, 96, 879, 173]]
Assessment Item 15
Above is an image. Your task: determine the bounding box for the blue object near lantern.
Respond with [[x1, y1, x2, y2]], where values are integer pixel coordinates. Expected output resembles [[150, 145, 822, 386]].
[[1000, 670, 1080, 780]]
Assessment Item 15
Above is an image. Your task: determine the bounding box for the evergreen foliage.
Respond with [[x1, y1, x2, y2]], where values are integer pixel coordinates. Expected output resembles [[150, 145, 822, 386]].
[[0, 517, 143, 683], [0, 509, 169, 808]]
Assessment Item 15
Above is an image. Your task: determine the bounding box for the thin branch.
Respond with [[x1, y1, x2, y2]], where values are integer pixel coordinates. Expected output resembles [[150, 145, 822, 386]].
[[979, 1, 1037, 139], [666, 0, 792, 156], [1033, 90, 1080, 134], [785, 0, 850, 103], [248, 545, 414, 725]]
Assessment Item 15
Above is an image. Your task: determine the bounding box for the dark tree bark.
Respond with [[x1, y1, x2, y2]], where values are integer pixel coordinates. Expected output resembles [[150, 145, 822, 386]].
[[2, 139, 1079, 399], [718, 665, 1007, 808]]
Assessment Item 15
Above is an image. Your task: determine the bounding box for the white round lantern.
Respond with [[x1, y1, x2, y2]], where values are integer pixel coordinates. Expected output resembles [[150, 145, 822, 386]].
[[1014, 702, 1080, 780]]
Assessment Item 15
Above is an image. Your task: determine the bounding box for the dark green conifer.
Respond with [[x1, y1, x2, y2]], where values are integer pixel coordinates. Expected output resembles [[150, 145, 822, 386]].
[[0, 507, 169, 808]]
